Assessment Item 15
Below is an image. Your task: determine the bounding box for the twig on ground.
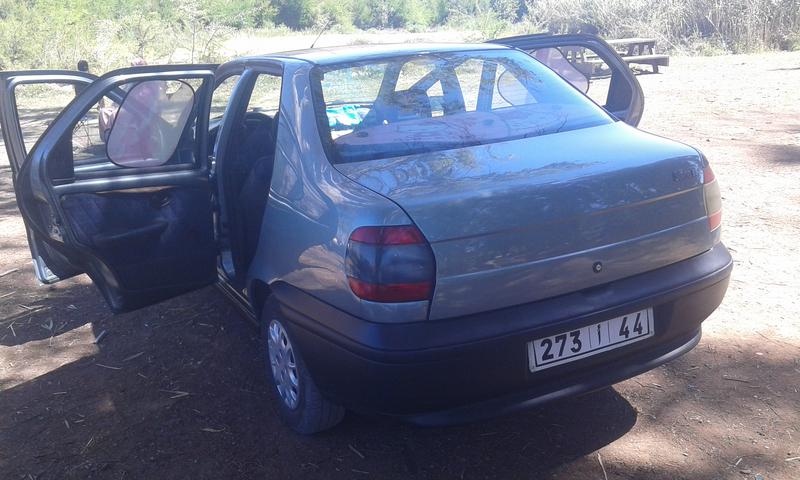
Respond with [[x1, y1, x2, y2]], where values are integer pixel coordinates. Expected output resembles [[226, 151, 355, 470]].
[[722, 375, 750, 383], [634, 379, 665, 390], [0, 290, 16, 299], [597, 452, 609, 480], [786, 456, 800, 462], [122, 352, 144, 362], [762, 400, 782, 419], [93, 330, 107, 344], [1, 306, 52, 326], [160, 389, 190, 399], [349, 444, 365, 459], [756, 331, 800, 352], [0, 268, 18, 278], [95, 363, 122, 370], [80, 435, 94, 454]]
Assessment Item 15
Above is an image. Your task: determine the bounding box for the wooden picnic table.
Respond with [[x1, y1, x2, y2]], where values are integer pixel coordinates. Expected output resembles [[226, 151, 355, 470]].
[[607, 38, 657, 55], [607, 37, 669, 73]]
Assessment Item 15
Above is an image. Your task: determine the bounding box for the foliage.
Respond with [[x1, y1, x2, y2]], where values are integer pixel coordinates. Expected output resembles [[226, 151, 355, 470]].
[[523, 0, 800, 54], [0, 0, 797, 70]]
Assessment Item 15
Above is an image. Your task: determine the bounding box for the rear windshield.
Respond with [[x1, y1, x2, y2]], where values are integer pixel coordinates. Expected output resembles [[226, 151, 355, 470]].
[[312, 49, 613, 164]]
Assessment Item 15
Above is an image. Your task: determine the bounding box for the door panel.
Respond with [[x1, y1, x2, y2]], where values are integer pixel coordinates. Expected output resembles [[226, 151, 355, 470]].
[[10, 65, 219, 312], [59, 186, 215, 300], [490, 34, 645, 126], [0, 71, 98, 282]]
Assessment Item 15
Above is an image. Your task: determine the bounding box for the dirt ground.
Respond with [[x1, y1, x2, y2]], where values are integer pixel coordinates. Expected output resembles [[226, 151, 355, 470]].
[[1, 51, 799, 480]]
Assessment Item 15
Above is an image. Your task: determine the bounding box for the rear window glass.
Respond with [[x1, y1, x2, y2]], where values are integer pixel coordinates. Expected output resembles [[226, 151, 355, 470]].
[[313, 49, 612, 164]]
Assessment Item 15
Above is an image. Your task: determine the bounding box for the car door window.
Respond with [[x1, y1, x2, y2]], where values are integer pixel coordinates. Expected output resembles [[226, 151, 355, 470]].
[[13, 82, 79, 154], [454, 59, 540, 110], [492, 65, 539, 109], [530, 46, 612, 109], [246, 73, 281, 114], [51, 77, 207, 180], [6, 78, 117, 174], [106, 80, 196, 168], [490, 34, 643, 126], [211, 74, 241, 119]]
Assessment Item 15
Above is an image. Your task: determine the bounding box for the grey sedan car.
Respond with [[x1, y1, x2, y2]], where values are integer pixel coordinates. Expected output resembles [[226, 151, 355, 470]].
[[1, 34, 731, 433]]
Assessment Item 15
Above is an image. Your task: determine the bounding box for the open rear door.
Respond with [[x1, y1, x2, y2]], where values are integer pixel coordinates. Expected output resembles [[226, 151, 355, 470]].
[[5, 65, 219, 312], [490, 33, 645, 126], [1, 71, 98, 282]]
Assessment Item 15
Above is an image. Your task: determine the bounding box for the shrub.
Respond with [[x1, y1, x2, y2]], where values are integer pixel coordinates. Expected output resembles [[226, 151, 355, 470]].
[[523, 0, 800, 53], [0, 0, 798, 71], [274, 0, 320, 29]]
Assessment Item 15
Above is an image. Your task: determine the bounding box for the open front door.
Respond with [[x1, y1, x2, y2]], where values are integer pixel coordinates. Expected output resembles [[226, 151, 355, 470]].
[[1, 70, 98, 282], [490, 34, 645, 126], [6, 65, 218, 312]]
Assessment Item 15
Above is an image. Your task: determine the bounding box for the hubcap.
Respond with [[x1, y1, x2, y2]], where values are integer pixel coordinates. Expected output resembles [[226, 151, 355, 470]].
[[267, 320, 300, 410]]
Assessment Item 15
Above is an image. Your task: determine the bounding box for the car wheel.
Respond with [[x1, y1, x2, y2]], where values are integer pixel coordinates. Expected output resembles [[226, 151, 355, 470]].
[[261, 299, 345, 434]]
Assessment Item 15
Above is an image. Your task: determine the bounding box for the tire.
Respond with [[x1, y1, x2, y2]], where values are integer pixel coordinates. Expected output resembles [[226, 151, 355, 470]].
[[260, 299, 345, 434]]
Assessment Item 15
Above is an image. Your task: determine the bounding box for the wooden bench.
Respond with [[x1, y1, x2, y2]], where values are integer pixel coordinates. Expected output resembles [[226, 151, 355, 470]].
[[621, 54, 670, 73], [607, 38, 670, 73]]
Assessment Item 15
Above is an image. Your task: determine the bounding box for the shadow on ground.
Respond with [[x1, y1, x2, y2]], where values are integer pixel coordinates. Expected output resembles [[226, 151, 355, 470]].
[[764, 143, 800, 165], [1, 281, 798, 480], [0, 280, 641, 479], [0, 276, 636, 478]]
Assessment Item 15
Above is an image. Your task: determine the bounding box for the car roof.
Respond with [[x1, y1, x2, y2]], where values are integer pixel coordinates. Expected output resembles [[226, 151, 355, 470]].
[[246, 42, 511, 66]]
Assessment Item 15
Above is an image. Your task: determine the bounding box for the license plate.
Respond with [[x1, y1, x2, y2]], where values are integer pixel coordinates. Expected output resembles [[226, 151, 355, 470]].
[[527, 308, 654, 372]]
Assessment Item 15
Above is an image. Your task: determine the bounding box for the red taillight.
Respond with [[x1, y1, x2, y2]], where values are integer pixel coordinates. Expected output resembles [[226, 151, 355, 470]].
[[703, 166, 716, 184], [349, 225, 425, 245], [707, 210, 722, 231], [347, 278, 432, 303], [346, 225, 435, 303], [703, 165, 722, 232]]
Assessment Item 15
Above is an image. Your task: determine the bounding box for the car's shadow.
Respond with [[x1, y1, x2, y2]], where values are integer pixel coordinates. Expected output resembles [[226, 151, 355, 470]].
[[334, 387, 637, 478], [0, 279, 638, 479]]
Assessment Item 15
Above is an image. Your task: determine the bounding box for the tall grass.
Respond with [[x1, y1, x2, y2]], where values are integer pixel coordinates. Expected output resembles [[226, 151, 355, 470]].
[[523, 0, 800, 53], [0, 0, 797, 71]]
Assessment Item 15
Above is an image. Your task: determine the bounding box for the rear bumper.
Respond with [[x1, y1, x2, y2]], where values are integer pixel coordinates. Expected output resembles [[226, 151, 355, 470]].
[[272, 244, 732, 424]]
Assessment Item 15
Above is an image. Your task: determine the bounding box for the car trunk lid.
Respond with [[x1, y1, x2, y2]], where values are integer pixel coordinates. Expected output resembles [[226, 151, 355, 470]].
[[334, 122, 714, 320]]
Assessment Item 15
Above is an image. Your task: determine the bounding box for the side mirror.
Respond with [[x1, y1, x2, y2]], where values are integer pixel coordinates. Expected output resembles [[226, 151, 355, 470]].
[[106, 80, 195, 168]]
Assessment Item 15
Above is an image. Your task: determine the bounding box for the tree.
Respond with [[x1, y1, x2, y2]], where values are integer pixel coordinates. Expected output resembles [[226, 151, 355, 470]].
[[274, 0, 318, 29]]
